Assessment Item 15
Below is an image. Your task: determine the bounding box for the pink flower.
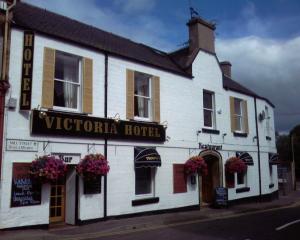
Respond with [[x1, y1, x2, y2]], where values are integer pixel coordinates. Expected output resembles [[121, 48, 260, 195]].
[[184, 156, 208, 175], [225, 157, 247, 174]]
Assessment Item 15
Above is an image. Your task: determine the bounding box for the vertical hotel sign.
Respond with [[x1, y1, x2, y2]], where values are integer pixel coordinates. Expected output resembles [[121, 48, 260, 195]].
[[20, 31, 34, 110]]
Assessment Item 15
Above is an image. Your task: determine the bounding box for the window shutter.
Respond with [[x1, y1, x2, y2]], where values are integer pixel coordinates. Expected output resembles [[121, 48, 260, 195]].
[[152, 76, 160, 123], [242, 100, 249, 133], [126, 69, 134, 120], [42, 47, 55, 109], [230, 96, 236, 132], [173, 164, 187, 193], [82, 58, 93, 114]]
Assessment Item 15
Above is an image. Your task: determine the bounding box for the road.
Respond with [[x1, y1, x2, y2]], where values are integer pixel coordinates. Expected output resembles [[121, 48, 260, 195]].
[[93, 205, 300, 240]]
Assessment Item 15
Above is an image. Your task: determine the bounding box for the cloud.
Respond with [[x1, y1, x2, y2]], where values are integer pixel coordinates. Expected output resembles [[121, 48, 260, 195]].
[[216, 36, 300, 132], [23, 0, 173, 50], [112, 0, 157, 13]]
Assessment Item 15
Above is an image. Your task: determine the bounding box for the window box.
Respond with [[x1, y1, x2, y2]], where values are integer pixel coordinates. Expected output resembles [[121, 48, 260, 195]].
[[202, 128, 220, 135], [132, 197, 159, 206], [233, 132, 248, 138], [236, 187, 250, 193]]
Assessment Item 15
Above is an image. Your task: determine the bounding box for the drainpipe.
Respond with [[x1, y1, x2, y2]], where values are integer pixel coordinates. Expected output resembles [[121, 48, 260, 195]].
[[0, 0, 16, 179], [104, 53, 108, 219], [254, 97, 262, 200]]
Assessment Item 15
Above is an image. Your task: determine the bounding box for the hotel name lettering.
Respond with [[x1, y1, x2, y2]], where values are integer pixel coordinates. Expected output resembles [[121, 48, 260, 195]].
[[20, 31, 34, 110], [31, 110, 166, 142]]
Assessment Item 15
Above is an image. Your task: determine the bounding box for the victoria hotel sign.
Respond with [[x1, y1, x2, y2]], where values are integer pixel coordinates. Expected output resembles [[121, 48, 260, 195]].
[[31, 110, 166, 142]]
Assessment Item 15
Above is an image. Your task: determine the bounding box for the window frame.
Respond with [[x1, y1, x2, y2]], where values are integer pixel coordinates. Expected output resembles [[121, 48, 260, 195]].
[[265, 106, 271, 136], [203, 90, 216, 129], [134, 72, 152, 122], [233, 98, 244, 133], [53, 51, 82, 113], [269, 164, 274, 184], [134, 167, 155, 199]]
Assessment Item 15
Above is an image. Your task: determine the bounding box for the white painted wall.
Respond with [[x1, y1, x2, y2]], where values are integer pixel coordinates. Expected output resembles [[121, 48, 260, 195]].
[[0, 29, 278, 228]]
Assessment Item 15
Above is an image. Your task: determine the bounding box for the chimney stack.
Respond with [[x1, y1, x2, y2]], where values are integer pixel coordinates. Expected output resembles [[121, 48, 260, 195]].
[[187, 17, 216, 54], [220, 61, 232, 77]]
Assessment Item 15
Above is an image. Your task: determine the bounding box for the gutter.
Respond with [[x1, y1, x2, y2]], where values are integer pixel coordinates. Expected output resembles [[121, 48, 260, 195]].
[[104, 53, 108, 219], [0, 0, 16, 179], [254, 97, 262, 199]]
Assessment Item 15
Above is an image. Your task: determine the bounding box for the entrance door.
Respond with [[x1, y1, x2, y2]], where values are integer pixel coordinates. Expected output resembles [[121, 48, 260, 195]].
[[201, 155, 219, 203], [50, 183, 65, 223]]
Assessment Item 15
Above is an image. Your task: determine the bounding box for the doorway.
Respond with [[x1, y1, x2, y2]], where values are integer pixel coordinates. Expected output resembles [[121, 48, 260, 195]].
[[50, 182, 65, 223], [199, 150, 222, 204]]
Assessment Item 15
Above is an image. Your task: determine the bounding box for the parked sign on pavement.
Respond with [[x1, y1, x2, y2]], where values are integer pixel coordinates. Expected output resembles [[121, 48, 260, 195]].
[[214, 187, 228, 208]]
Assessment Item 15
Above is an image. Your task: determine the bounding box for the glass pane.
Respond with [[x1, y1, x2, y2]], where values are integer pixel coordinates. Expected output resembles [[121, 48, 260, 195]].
[[234, 99, 241, 115], [50, 207, 56, 217], [51, 186, 56, 196], [134, 96, 150, 118], [57, 187, 62, 196], [237, 173, 245, 185], [55, 52, 79, 83], [56, 207, 61, 216], [54, 81, 78, 109], [235, 116, 242, 131], [135, 168, 152, 195], [56, 197, 62, 206], [203, 92, 213, 109], [134, 72, 150, 97], [50, 197, 56, 206], [204, 109, 212, 127]]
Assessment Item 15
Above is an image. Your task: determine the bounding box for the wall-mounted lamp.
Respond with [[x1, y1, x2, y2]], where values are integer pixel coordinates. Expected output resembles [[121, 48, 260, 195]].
[[166, 136, 171, 142], [222, 133, 227, 137], [113, 113, 121, 123], [217, 109, 222, 114], [196, 130, 201, 136], [161, 121, 168, 130], [253, 136, 257, 142], [39, 111, 47, 119]]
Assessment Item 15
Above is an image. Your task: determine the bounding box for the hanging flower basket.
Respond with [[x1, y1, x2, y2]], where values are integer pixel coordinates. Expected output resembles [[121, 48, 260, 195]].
[[29, 155, 67, 183], [225, 157, 247, 174], [76, 153, 110, 181], [184, 156, 208, 176]]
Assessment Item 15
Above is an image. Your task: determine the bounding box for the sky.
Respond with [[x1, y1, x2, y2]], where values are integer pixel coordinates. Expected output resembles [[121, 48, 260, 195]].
[[23, 0, 300, 133]]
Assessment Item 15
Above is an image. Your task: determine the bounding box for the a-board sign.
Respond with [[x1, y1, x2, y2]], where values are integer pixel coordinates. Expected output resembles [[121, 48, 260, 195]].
[[11, 163, 41, 207], [214, 187, 228, 207]]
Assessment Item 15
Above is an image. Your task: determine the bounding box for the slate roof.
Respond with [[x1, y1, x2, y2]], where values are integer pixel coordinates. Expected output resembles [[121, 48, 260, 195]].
[[11, 2, 273, 106]]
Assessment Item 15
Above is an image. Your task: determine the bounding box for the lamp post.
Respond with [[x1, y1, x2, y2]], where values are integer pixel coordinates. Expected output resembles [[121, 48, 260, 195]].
[[291, 134, 296, 190]]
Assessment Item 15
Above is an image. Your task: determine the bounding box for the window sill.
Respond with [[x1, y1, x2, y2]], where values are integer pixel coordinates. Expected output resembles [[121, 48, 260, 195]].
[[233, 132, 248, 138], [48, 109, 87, 116], [132, 197, 159, 206], [202, 128, 220, 135], [269, 183, 274, 189], [236, 187, 250, 193], [266, 136, 272, 141]]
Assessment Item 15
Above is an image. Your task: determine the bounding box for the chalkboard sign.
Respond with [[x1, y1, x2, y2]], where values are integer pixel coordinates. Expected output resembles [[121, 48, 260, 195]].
[[11, 163, 41, 207], [214, 187, 228, 208]]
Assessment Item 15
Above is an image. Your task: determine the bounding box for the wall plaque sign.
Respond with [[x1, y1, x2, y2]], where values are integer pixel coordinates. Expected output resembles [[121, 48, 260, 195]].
[[199, 143, 222, 151], [31, 110, 166, 142], [6, 139, 38, 152], [53, 153, 81, 165], [20, 31, 34, 110], [11, 163, 41, 207]]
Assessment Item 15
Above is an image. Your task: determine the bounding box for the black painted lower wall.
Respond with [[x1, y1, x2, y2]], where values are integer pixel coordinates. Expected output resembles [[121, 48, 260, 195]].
[[228, 190, 279, 206]]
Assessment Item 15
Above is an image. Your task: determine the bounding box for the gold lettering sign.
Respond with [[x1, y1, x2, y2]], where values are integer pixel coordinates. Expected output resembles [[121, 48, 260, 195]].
[[20, 31, 34, 110], [31, 110, 166, 142]]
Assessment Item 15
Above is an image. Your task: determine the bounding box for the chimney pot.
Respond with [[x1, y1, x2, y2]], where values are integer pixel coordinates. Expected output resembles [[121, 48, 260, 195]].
[[220, 61, 232, 77]]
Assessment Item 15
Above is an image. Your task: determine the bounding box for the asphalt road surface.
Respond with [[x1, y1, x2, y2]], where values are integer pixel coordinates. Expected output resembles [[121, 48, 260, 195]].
[[94, 206, 300, 240]]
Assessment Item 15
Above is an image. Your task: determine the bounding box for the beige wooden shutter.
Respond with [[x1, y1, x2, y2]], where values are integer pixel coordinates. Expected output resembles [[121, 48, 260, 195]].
[[42, 47, 55, 109], [152, 76, 160, 123], [126, 69, 134, 120], [82, 58, 93, 114], [229, 96, 236, 132], [242, 100, 249, 133]]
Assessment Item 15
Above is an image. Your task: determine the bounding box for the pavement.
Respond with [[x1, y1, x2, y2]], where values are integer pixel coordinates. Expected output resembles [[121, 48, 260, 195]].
[[1, 188, 300, 240]]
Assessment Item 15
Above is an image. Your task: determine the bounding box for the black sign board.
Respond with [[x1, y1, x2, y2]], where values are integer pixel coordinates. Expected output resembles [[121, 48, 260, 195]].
[[214, 187, 228, 208], [11, 163, 41, 207], [31, 110, 166, 142], [20, 31, 34, 110]]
